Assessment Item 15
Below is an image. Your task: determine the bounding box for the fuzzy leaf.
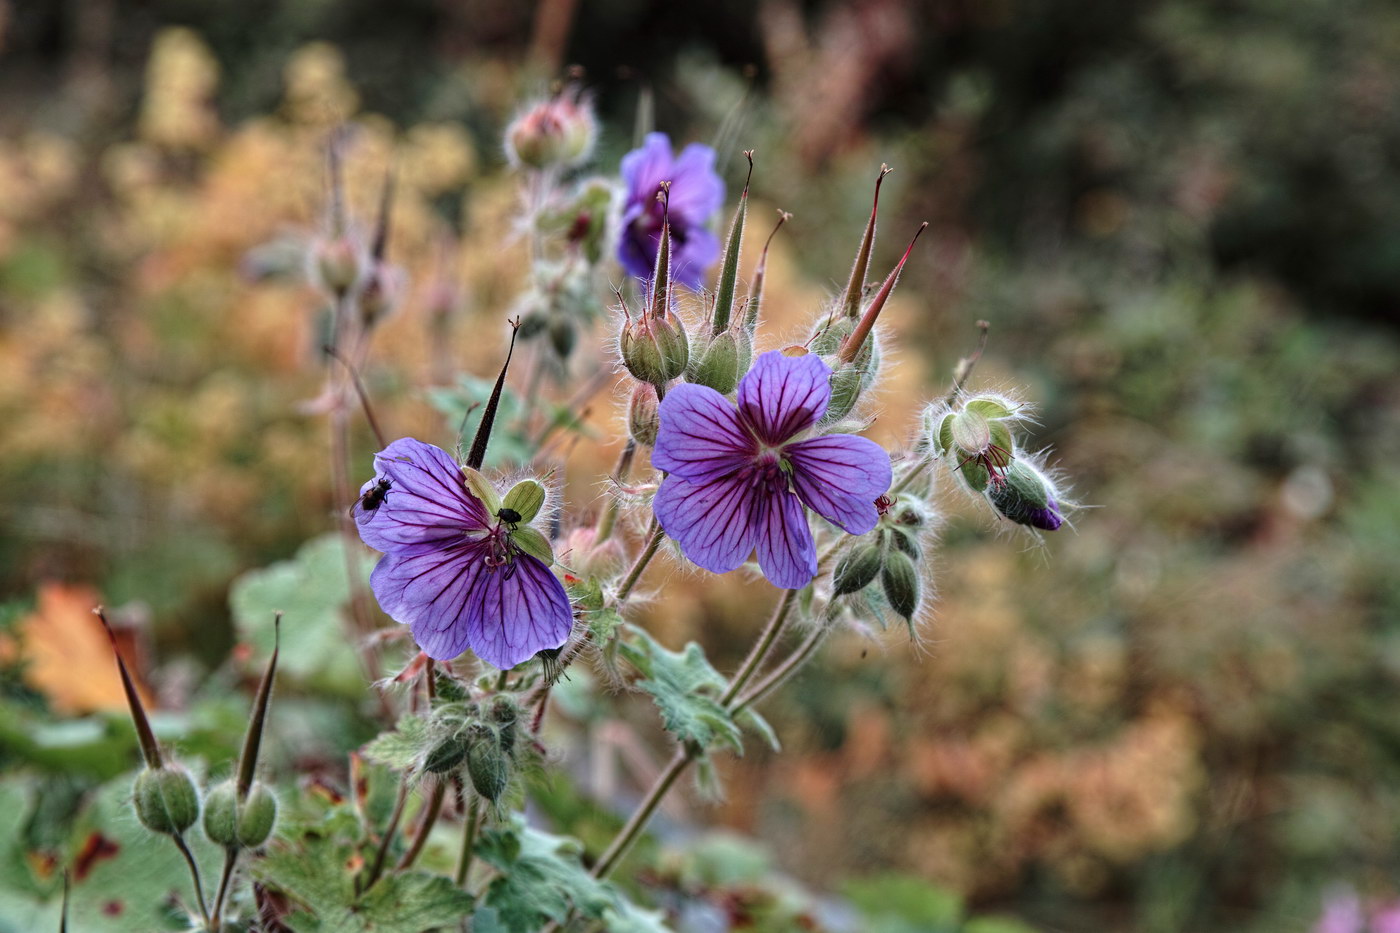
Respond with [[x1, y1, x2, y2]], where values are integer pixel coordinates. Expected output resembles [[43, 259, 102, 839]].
[[478, 821, 615, 931], [229, 534, 374, 696], [362, 714, 432, 772], [619, 626, 742, 752]]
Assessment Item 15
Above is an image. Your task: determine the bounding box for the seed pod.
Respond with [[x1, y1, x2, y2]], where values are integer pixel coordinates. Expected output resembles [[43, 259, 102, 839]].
[[236, 782, 278, 848], [502, 479, 547, 524], [833, 540, 883, 596], [202, 780, 240, 848], [690, 331, 741, 394], [312, 235, 363, 297], [653, 314, 690, 381], [881, 549, 921, 621], [465, 724, 509, 802], [134, 766, 200, 836]]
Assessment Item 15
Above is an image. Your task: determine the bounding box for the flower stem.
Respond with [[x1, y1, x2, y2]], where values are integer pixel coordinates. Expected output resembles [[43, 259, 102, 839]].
[[720, 589, 796, 706], [732, 625, 827, 715], [209, 848, 239, 932], [455, 797, 481, 888], [594, 440, 636, 545], [616, 518, 664, 602], [589, 748, 691, 880], [170, 833, 210, 927], [395, 780, 446, 871], [362, 777, 410, 892]]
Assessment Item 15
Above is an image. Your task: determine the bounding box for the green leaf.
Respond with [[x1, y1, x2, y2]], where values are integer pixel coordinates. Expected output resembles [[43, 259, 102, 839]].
[[228, 534, 375, 696], [362, 714, 432, 772], [843, 874, 964, 933], [256, 819, 472, 933], [619, 626, 741, 753], [478, 820, 615, 932], [601, 899, 672, 933]]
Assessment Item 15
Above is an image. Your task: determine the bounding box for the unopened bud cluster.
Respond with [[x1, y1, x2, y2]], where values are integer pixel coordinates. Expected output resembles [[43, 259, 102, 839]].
[[833, 494, 934, 625], [505, 85, 597, 171], [930, 394, 1067, 531], [422, 680, 525, 806]]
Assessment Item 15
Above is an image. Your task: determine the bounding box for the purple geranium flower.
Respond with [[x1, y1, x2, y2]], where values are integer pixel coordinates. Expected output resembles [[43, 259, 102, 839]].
[[619, 132, 725, 290], [355, 437, 572, 669], [651, 350, 893, 589]]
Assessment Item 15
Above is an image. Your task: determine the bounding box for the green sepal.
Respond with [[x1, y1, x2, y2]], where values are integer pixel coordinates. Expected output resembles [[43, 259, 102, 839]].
[[463, 467, 503, 514], [511, 526, 554, 565], [502, 479, 547, 524]]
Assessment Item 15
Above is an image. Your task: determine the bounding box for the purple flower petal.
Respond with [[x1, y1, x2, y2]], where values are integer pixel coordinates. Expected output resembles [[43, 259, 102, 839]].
[[737, 350, 832, 446], [466, 554, 573, 669], [356, 438, 489, 556], [787, 433, 892, 535], [753, 485, 817, 589], [620, 133, 674, 209], [666, 143, 725, 220], [652, 383, 756, 481], [653, 470, 758, 575], [370, 544, 486, 661], [671, 225, 720, 292]]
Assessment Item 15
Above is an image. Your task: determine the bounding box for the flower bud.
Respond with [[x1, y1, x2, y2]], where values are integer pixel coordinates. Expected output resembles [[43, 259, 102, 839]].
[[880, 549, 921, 621], [620, 313, 689, 388], [489, 695, 520, 758], [424, 728, 470, 774], [237, 782, 278, 848], [989, 460, 1064, 531], [548, 314, 577, 358], [311, 235, 363, 297], [134, 766, 200, 836], [833, 540, 883, 596], [561, 527, 627, 578], [936, 404, 1014, 493], [466, 724, 509, 802], [505, 91, 596, 170], [359, 262, 406, 331], [627, 382, 660, 447], [202, 780, 240, 847], [689, 331, 741, 394]]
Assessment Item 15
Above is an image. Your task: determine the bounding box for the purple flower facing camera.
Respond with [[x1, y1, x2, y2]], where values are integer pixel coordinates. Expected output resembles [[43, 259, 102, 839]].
[[355, 438, 572, 669], [651, 350, 893, 589]]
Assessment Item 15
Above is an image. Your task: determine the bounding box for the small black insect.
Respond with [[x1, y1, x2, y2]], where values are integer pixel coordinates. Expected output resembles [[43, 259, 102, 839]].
[[497, 507, 522, 525], [353, 477, 392, 518]]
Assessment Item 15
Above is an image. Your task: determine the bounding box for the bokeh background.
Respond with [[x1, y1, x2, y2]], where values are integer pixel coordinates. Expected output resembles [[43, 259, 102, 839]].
[[2, 1, 1400, 931]]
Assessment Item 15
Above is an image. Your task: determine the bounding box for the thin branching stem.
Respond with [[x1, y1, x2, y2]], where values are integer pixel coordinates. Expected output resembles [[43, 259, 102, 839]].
[[171, 833, 210, 927], [616, 518, 664, 602], [396, 780, 446, 871], [209, 848, 239, 932]]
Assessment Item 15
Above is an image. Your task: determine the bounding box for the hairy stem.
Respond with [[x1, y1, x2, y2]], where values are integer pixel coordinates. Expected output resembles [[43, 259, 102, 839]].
[[455, 797, 481, 888], [171, 834, 210, 927], [720, 589, 797, 706], [395, 781, 446, 871], [209, 848, 239, 932], [616, 518, 664, 602], [589, 748, 691, 880], [362, 777, 410, 892]]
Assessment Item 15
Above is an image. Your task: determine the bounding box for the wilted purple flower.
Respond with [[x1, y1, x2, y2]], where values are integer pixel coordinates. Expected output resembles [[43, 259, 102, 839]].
[[355, 438, 572, 669], [652, 350, 893, 589], [619, 132, 724, 290]]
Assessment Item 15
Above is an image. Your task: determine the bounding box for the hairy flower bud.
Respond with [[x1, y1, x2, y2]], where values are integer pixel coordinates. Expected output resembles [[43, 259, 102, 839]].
[[689, 330, 741, 394], [489, 695, 520, 758], [134, 766, 200, 836], [466, 724, 509, 802], [880, 549, 921, 621], [203, 779, 278, 849], [505, 90, 596, 170], [424, 728, 470, 775], [628, 382, 660, 447], [833, 540, 883, 596], [561, 527, 627, 578], [237, 782, 279, 848], [202, 780, 240, 848], [549, 314, 577, 358], [620, 313, 689, 388], [989, 459, 1064, 531]]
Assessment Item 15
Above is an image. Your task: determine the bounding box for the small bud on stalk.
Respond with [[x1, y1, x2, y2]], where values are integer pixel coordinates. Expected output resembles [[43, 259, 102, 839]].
[[135, 766, 201, 836], [466, 723, 509, 803], [989, 459, 1065, 531], [505, 85, 597, 170], [627, 382, 661, 446]]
